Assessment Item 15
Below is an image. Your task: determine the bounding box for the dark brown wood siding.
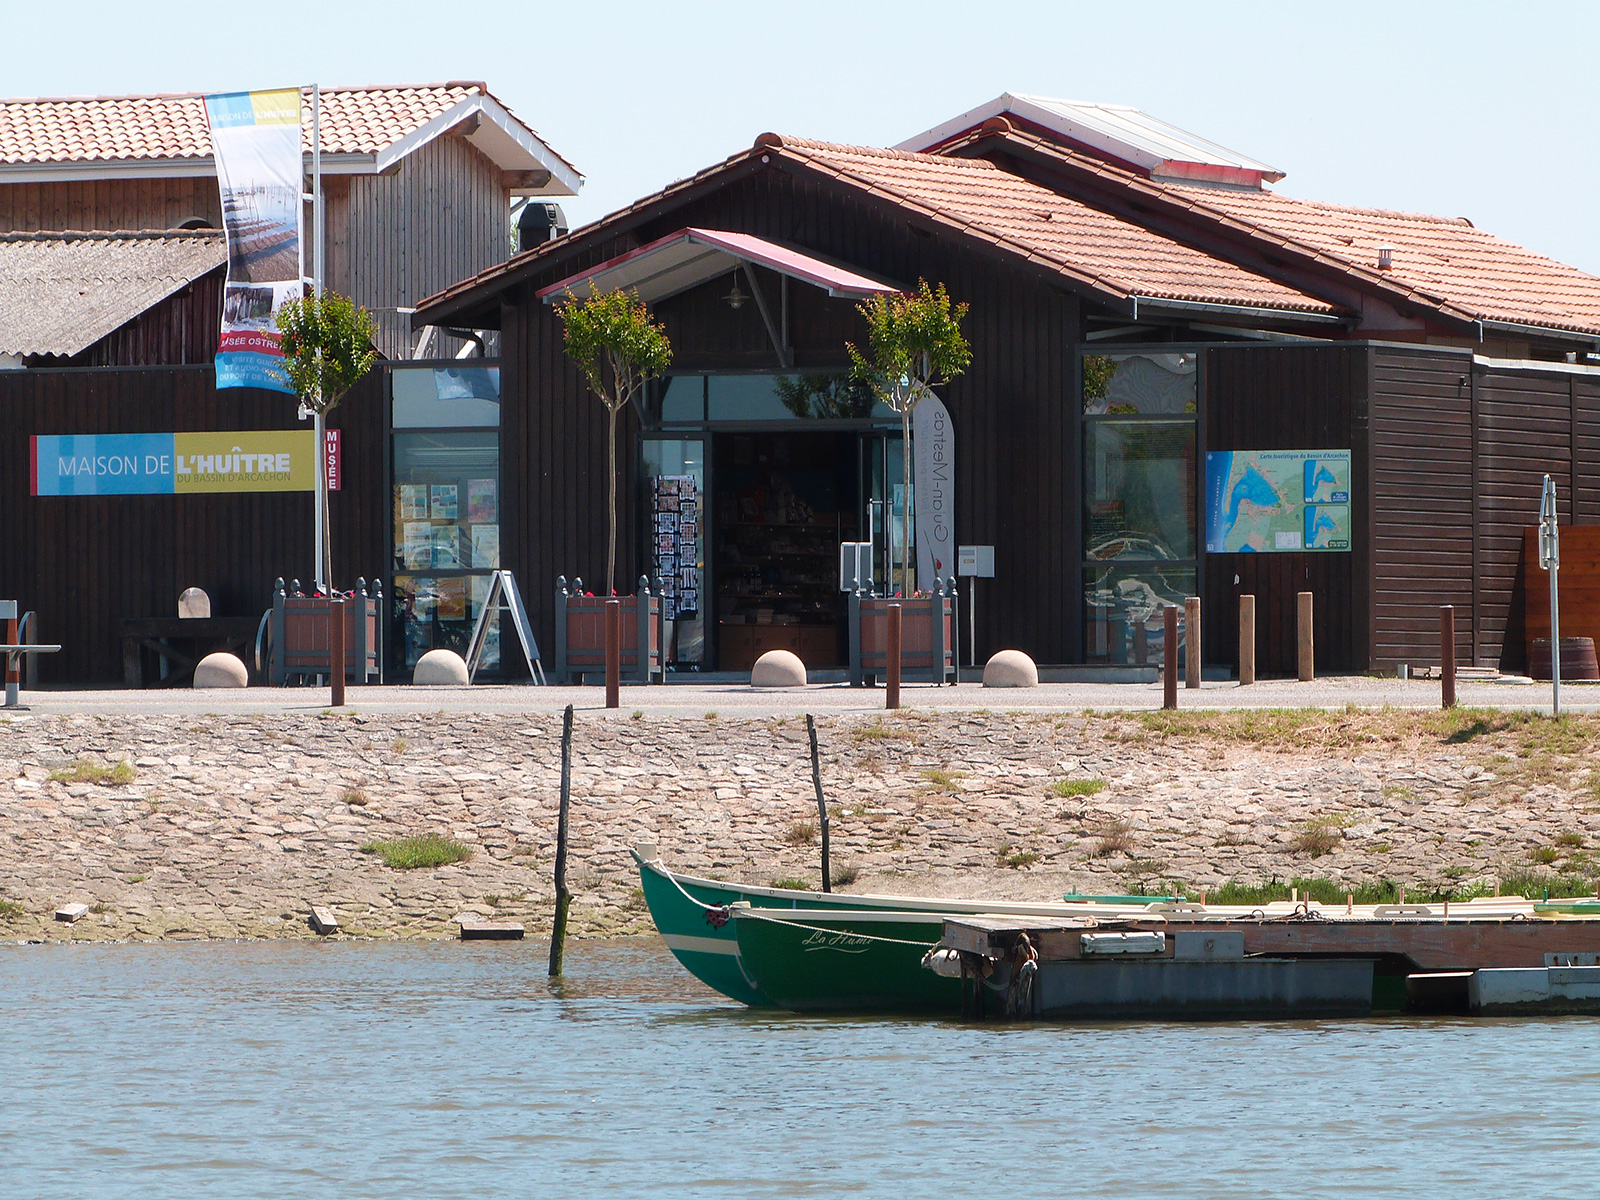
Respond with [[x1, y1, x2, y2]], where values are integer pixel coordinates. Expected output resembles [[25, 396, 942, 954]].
[[1368, 346, 1475, 672], [498, 162, 1081, 667], [0, 176, 223, 232], [0, 365, 386, 684], [1202, 344, 1365, 675], [344, 136, 511, 358]]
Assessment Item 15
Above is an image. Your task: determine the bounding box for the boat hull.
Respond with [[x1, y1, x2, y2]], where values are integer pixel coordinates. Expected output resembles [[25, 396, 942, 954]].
[[731, 910, 960, 1014]]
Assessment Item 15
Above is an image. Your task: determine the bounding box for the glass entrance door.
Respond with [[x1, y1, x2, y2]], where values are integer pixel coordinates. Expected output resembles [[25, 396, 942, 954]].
[[860, 432, 907, 596]]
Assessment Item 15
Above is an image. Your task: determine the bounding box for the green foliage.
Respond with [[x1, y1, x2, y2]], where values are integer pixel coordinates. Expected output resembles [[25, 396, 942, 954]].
[[274, 289, 379, 416], [49, 760, 134, 785], [769, 876, 812, 891], [556, 288, 672, 594], [1049, 778, 1107, 798], [359, 833, 473, 870], [847, 280, 970, 591]]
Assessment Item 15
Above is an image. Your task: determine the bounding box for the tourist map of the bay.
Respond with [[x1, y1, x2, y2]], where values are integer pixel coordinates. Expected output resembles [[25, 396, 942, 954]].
[[1204, 449, 1351, 553]]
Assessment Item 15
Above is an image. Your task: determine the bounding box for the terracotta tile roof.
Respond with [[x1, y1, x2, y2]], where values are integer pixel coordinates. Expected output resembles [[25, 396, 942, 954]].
[[0, 84, 577, 177], [1159, 183, 1600, 339], [777, 138, 1339, 315], [0, 229, 225, 358]]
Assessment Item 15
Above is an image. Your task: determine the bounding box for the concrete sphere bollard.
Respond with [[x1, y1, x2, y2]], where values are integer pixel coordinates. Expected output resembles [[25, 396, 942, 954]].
[[982, 649, 1038, 688], [413, 649, 470, 686], [750, 649, 807, 688], [193, 651, 248, 689]]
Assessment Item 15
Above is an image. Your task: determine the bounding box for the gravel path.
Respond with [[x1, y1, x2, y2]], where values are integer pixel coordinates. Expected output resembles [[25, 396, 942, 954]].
[[3, 706, 1597, 942]]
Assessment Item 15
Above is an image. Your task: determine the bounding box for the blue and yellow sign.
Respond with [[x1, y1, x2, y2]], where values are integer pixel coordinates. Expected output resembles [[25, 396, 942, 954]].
[[31, 431, 317, 496]]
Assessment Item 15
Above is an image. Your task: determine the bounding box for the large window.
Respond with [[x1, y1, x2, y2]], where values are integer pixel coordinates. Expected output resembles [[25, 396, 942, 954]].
[[390, 366, 502, 675], [652, 373, 894, 426], [1082, 352, 1198, 665]]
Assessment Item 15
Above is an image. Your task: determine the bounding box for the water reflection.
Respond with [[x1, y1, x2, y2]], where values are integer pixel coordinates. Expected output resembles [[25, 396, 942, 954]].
[[1, 939, 1596, 1198]]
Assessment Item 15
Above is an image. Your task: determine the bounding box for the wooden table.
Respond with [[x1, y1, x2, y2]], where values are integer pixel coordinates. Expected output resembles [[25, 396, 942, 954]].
[[120, 616, 261, 688]]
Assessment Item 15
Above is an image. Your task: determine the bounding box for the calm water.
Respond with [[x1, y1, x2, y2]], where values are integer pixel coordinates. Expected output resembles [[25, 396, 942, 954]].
[[3, 939, 1599, 1199]]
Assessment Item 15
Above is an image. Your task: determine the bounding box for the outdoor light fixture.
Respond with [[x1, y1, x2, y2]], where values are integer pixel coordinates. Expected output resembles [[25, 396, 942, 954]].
[[723, 272, 748, 310]]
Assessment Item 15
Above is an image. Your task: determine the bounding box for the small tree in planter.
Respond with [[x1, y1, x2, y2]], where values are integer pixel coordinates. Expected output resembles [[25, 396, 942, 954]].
[[275, 289, 379, 592], [556, 288, 672, 596], [848, 280, 970, 594]]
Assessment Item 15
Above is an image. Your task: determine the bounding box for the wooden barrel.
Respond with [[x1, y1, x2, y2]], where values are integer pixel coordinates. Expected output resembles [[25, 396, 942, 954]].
[[1530, 637, 1600, 681]]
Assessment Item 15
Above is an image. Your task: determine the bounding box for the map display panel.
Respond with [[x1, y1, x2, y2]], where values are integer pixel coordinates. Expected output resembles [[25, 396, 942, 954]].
[[1205, 449, 1351, 553]]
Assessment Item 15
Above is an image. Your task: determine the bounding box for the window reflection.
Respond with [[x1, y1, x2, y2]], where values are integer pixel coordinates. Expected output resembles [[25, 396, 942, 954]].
[[1084, 421, 1196, 560], [1084, 564, 1195, 665], [1083, 353, 1197, 415]]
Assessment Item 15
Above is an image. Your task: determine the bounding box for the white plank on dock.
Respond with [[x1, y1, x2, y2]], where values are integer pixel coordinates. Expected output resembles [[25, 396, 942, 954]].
[[457, 917, 524, 941], [309, 907, 339, 935], [54, 903, 89, 923]]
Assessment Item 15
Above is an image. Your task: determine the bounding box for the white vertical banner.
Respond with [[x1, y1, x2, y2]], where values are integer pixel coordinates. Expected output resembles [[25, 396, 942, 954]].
[[204, 88, 305, 392], [913, 390, 955, 588]]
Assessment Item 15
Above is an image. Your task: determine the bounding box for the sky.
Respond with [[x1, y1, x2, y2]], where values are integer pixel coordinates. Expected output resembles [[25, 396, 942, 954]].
[[10, 0, 1600, 272]]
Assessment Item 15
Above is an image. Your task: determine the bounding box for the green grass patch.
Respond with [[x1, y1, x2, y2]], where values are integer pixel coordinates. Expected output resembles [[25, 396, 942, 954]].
[[785, 821, 817, 845], [0, 899, 23, 919], [769, 876, 812, 891], [128, 874, 148, 884], [921, 767, 967, 793], [830, 864, 861, 888], [341, 788, 369, 807], [1555, 830, 1585, 849], [996, 844, 1040, 869], [48, 759, 135, 786], [1291, 814, 1350, 857], [850, 720, 911, 743], [359, 833, 473, 870], [1048, 778, 1107, 798], [1088, 819, 1133, 858]]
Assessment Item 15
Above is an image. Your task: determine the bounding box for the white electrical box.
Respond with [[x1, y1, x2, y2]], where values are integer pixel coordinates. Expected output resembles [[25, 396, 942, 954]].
[[957, 545, 994, 578], [839, 542, 874, 592]]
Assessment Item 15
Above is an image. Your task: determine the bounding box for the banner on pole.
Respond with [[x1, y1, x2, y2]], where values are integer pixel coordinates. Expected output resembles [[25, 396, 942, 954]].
[[204, 88, 304, 393], [913, 391, 955, 588]]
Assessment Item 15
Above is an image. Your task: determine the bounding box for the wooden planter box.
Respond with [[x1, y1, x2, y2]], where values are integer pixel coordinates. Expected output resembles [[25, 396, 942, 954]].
[[267, 578, 383, 685], [848, 589, 958, 686], [554, 575, 664, 685]]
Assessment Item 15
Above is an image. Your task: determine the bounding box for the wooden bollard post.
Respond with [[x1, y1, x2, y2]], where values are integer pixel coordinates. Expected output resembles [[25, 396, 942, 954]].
[[1185, 595, 1201, 689], [807, 713, 831, 892], [1441, 605, 1457, 709], [886, 603, 902, 710], [329, 596, 346, 708], [3, 608, 18, 708], [1163, 604, 1178, 710], [1297, 591, 1315, 682], [549, 703, 574, 977], [1239, 594, 1256, 686], [604, 598, 620, 709]]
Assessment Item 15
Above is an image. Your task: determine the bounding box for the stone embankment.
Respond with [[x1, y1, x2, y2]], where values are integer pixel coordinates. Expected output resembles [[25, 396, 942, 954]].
[[3, 707, 1597, 942]]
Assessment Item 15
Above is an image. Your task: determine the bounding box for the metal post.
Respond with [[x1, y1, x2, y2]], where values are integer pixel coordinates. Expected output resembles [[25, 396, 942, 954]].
[[3, 605, 17, 709], [1163, 604, 1178, 710], [1239, 594, 1256, 686], [605, 599, 620, 709], [1185, 595, 1201, 689], [1297, 591, 1315, 682], [330, 596, 345, 707], [310, 84, 326, 593], [969, 575, 977, 669], [1441, 605, 1456, 709], [807, 713, 830, 892], [886, 603, 902, 710]]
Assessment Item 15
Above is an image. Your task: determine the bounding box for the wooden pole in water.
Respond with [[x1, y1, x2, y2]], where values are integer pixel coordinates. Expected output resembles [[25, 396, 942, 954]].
[[1297, 591, 1315, 682], [807, 713, 831, 892], [1441, 605, 1457, 709], [604, 599, 620, 709], [886, 603, 902, 711], [1239, 594, 1256, 686], [548, 703, 574, 977], [1185, 596, 1201, 689], [1163, 604, 1178, 710]]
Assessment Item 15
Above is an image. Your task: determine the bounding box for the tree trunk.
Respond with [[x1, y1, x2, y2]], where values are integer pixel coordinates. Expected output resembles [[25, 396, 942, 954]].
[[900, 406, 913, 595], [606, 404, 619, 597]]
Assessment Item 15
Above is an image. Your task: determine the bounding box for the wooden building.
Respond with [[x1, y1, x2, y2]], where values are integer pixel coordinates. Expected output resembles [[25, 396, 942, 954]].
[[410, 96, 1600, 680], [0, 84, 581, 357]]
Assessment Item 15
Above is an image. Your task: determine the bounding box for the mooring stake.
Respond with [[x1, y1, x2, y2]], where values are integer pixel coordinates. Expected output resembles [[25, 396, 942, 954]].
[[806, 713, 831, 892], [549, 703, 574, 977]]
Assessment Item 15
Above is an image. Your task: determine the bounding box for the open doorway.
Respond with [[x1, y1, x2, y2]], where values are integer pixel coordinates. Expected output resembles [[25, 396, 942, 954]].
[[712, 431, 859, 670]]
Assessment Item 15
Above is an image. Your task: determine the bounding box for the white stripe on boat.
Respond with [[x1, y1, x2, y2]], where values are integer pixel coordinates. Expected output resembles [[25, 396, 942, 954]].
[[661, 934, 740, 956]]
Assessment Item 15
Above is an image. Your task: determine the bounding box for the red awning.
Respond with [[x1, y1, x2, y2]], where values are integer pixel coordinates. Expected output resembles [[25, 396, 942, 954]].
[[536, 228, 899, 304]]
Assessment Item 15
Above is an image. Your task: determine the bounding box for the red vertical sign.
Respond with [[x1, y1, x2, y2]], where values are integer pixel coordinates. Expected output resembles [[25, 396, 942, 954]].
[[324, 429, 342, 491]]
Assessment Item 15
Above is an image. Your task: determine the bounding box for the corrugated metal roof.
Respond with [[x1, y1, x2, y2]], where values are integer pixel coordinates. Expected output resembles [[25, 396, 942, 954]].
[[0, 229, 225, 358], [897, 93, 1284, 185]]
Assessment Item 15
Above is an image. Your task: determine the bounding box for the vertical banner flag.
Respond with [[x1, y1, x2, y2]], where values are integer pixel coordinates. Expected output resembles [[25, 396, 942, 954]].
[[913, 390, 956, 589], [204, 89, 304, 392]]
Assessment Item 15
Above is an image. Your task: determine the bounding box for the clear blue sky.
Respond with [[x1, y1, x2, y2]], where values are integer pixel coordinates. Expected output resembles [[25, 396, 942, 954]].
[[14, 1, 1600, 272]]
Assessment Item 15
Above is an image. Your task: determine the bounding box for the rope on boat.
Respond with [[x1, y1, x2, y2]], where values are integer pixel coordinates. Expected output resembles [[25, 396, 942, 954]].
[[735, 910, 941, 949], [660, 867, 735, 926]]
